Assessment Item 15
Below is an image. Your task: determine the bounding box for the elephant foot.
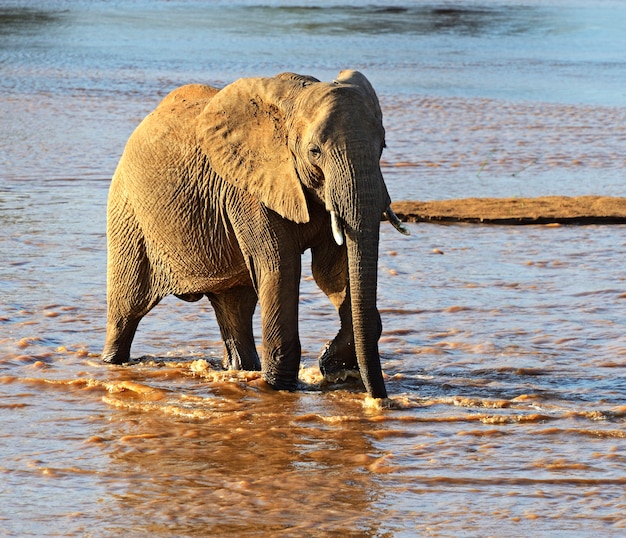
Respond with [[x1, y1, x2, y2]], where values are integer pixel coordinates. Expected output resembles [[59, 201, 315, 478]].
[[322, 367, 362, 384], [262, 372, 299, 392], [222, 350, 261, 372], [221, 334, 261, 371], [101, 350, 129, 365], [318, 339, 360, 382], [103, 316, 142, 366]]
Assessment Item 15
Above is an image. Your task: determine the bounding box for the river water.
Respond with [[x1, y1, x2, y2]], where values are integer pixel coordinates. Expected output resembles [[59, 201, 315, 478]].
[[1, 1, 625, 536]]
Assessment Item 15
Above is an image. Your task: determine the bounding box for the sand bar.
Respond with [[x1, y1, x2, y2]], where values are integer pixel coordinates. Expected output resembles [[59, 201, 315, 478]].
[[390, 196, 626, 225]]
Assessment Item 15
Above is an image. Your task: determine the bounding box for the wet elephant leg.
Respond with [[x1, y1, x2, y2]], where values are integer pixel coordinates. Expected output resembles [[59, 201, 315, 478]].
[[102, 214, 161, 364], [318, 301, 359, 378], [103, 316, 142, 364], [102, 296, 162, 364], [310, 242, 360, 377], [208, 286, 260, 371], [252, 258, 302, 391], [228, 202, 303, 391]]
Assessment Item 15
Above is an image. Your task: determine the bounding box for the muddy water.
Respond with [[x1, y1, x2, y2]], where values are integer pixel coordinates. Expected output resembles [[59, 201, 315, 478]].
[[2, 1, 626, 536], [3, 209, 626, 536]]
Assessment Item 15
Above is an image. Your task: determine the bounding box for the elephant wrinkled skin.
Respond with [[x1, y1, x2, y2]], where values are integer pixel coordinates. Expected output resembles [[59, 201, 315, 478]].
[[102, 70, 408, 399]]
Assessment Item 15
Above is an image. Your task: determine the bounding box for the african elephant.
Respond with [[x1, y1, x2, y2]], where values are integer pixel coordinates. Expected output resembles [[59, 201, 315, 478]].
[[102, 70, 408, 399]]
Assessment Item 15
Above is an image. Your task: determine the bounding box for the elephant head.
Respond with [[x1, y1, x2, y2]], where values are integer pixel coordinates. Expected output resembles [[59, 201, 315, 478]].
[[197, 70, 408, 399]]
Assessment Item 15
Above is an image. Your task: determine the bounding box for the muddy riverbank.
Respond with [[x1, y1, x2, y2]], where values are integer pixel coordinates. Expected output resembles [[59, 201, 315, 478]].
[[392, 196, 626, 225]]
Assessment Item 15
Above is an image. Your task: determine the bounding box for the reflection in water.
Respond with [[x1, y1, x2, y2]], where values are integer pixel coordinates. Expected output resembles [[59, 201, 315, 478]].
[[98, 384, 385, 535]]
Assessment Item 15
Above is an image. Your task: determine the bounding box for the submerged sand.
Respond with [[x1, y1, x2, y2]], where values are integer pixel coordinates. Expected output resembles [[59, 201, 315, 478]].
[[391, 196, 626, 225]]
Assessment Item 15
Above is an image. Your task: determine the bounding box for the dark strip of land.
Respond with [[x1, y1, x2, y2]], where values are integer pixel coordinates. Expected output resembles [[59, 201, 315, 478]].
[[390, 196, 626, 225]]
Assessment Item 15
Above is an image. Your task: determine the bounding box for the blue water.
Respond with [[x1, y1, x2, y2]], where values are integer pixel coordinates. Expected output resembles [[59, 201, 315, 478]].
[[3, 0, 626, 200], [1, 2, 626, 536], [3, 0, 626, 105]]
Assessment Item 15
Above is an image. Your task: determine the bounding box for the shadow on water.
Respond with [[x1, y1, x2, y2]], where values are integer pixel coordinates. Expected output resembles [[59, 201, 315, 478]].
[[0, 7, 63, 35], [258, 4, 546, 37]]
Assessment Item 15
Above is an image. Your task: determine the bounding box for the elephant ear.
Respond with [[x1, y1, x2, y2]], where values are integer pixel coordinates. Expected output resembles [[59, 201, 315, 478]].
[[335, 70, 383, 122], [197, 77, 310, 224]]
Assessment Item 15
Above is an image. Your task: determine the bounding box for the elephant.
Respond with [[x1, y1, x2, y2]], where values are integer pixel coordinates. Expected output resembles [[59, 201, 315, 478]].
[[102, 70, 409, 399]]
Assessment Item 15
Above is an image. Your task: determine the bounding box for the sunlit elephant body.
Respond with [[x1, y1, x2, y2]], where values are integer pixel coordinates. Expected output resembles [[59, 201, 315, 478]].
[[103, 71, 407, 399]]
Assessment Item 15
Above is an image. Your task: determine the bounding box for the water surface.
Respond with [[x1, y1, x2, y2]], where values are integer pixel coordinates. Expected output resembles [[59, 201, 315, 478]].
[[1, 1, 625, 536]]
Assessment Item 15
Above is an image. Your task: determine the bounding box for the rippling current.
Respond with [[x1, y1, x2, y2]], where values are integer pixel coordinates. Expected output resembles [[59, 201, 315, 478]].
[[1, 1, 625, 536]]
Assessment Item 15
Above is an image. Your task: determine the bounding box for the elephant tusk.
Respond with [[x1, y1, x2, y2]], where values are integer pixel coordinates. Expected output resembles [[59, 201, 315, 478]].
[[384, 207, 411, 236], [330, 211, 345, 246]]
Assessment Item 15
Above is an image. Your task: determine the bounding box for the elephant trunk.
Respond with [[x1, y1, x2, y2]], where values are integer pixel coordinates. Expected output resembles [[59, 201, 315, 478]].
[[345, 221, 387, 399], [331, 158, 388, 399]]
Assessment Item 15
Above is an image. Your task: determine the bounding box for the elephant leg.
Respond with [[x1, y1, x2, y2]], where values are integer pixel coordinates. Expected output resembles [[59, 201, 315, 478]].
[[311, 241, 365, 379], [208, 286, 260, 371], [103, 314, 142, 364], [102, 207, 161, 364], [251, 257, 302, 391], [318, 301, 359, 379], [228, 203, 303, 391], [102, 294, 162, 364]]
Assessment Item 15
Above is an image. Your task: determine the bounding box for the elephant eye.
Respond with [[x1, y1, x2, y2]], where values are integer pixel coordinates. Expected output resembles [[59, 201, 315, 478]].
[[308, 144, 322, 160]]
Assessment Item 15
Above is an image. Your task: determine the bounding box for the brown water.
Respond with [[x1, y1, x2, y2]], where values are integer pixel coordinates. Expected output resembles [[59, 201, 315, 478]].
[[2, 173, 626, 536], [2, 1, 626, 536]]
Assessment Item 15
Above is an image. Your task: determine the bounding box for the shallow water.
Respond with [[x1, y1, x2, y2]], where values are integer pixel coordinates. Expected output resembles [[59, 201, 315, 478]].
[[2, 1, 626, 536]]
